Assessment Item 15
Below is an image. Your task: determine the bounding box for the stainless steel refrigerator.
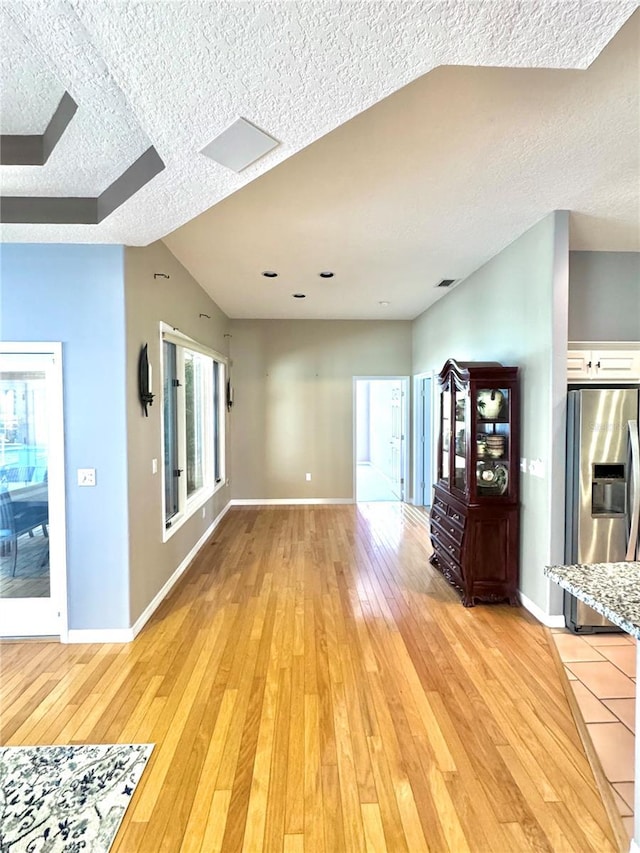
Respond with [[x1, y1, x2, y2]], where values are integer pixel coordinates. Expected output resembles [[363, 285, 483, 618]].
[[564, 387, 640, 632]]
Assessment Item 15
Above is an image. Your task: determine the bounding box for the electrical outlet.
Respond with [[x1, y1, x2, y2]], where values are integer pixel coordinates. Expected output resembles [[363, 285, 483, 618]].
[[202, 506, 206, 519], [528, 458, 545, 478], [305, 473, 312, 481], [77, 468, 96, 487]]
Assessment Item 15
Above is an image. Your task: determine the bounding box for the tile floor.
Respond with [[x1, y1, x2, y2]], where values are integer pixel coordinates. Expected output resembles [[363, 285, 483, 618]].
[[551, 629, 636, 843]]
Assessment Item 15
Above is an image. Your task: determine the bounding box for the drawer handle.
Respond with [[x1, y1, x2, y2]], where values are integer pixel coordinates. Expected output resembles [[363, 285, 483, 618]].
[[447, 544, 455, 553], [452, 513, 460, 521]]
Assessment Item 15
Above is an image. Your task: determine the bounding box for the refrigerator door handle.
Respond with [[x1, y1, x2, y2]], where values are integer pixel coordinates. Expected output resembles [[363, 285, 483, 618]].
[[627, 419, 640, 560]]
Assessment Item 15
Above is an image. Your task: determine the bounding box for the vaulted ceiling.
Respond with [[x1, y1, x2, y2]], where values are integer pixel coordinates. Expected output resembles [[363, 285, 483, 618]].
[[1, 2, 639, 318]]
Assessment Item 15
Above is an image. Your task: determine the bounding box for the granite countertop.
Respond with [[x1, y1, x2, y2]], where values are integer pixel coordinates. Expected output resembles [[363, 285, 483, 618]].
[[544, 561, 640, 640]]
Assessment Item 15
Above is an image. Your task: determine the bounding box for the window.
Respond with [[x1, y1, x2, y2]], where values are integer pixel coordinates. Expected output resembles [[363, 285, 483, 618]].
[[163, 340, 179, 521], [162, 328, 226, 532]]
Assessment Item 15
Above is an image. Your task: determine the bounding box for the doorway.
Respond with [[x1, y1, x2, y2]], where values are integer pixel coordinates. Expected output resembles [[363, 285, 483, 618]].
[[354, 377, 409, 502], [413, 373, 434, 507], [0, 344, 67, 637]]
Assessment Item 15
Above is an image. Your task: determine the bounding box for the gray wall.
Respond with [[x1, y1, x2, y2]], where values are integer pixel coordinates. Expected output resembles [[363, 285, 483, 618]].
[[412, 212, 569, 615], [0, 243, 130, 630], [569, 251, 640, 341], [229, 320, 412, 499], [125, 242, 231, 624]]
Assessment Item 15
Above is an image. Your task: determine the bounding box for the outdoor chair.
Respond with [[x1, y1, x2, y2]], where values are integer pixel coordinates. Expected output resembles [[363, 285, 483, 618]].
[[0, 489, 17, 577], [0, 488, 49, 577]]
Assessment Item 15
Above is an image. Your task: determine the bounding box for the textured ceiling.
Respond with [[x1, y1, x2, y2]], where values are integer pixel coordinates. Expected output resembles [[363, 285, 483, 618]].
[[0, 0, 637, 247], [1, 1, 638, 321], [0, 2, 154, 197], [165, 11, 640, 320], [0, 9, 64, 134]]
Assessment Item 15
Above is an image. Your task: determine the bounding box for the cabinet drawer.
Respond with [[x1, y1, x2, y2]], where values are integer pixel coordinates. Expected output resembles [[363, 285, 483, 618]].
[[430, 504, 446, 529], [446, 504, 465, 531], [432, 495, 465, 532], [434, 543, 463, 586], [431, 521, 462, 563], [433, 495, 448, 516], [432, 513, 463, 547]]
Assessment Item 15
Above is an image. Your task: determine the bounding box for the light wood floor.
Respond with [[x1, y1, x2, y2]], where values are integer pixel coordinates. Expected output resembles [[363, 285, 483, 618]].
[[0, 504, 619, 852]]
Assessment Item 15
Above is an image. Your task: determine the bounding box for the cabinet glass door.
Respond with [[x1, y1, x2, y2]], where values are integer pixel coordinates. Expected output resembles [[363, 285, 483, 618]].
[[453, 386, 467, 492], [440, 389, 450, 485], [475, 387, 510, 496]]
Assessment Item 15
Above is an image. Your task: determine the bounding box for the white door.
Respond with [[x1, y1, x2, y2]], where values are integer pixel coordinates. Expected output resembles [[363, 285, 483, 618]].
[[420, 377, 432, 506], [390, 384, 403, 499], [354, 377, 408, 502], [0, 346, 66, 637]]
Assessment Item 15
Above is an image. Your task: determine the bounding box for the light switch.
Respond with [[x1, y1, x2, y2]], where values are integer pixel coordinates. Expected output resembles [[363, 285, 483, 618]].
[[152, 458, 158, 474], [520, 458, 527, 473], [77, 468, 96, 486]]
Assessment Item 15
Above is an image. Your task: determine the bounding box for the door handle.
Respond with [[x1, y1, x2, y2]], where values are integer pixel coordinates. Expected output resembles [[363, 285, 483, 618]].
[[626, 420, 639, 560]]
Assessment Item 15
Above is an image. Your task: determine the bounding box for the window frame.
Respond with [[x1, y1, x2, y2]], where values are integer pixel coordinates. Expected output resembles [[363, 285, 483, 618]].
[[160, 323, 226, 541]]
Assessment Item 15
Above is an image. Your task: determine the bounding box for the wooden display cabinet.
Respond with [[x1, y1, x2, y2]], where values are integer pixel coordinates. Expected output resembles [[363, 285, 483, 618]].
[[430, 359, 520, 606]]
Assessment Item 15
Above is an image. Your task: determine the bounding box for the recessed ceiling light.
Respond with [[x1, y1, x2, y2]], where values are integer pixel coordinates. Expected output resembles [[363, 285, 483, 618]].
[[378, 300, 390, 307], [293, 293, 306, 299], [319, 271, 334, 278], [262, 271, 278, 277]]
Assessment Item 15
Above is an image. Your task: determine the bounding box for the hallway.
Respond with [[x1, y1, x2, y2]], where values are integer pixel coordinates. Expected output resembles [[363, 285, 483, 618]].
[[0, 504, 617, 852], [355, 462, 400, 502]]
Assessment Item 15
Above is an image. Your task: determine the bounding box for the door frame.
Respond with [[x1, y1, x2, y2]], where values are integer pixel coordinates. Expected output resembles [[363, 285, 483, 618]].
[[0, 342, 68, 639], [352, 376, 410, 502], [412, 371, 437, 506]]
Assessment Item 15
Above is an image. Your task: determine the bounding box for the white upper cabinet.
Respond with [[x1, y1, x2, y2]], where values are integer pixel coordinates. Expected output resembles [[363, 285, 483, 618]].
[[568, 344, 640, 382], [567, 350, 593, 380]]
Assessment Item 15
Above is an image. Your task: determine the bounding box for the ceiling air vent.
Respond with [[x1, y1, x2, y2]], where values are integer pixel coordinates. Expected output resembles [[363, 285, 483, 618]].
[[435, 279, 456, 288], [201, 117, 279, 173]]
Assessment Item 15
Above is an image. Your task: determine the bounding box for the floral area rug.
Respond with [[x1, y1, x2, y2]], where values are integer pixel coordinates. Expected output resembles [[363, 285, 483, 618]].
[[0, 743, 153, 852]]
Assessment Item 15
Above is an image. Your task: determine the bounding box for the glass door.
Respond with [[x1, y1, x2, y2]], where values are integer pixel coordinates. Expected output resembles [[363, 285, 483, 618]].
[[440, 388, 451, 485], [453, 385, 467, 492], [0, 347, 66, 637], [475, 386, 510, 497]]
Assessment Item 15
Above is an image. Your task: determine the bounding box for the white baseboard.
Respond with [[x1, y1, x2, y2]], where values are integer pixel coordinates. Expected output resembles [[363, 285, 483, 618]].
[[629, 838, 639, 853], [66, 501, 231, 645], [130, 501, 231, 639], [230, 498, 354, 506], [520, 591, 565, 628]]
